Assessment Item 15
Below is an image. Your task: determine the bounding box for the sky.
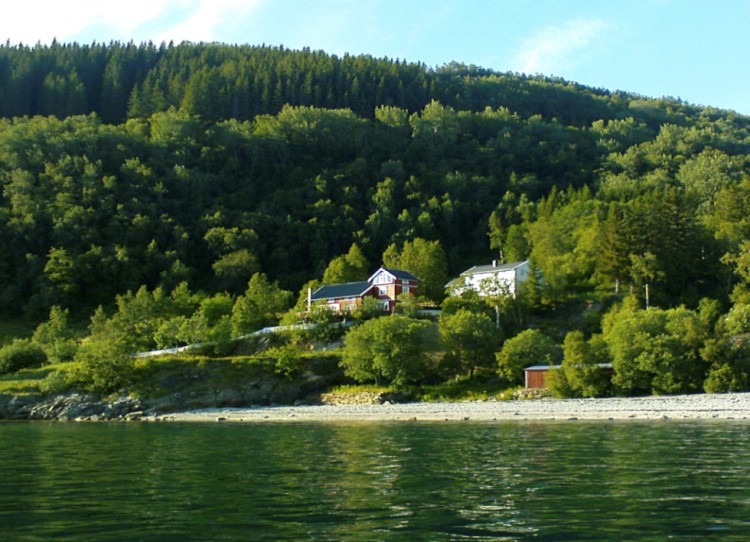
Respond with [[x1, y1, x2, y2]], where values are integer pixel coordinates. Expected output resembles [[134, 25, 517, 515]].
[[2, 0, 749, 115]]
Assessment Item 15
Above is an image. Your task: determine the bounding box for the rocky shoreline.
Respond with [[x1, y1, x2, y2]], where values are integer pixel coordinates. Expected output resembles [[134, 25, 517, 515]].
[[153, 392, 750, 423], [4, 391, 750, 423], [0, 392, 146, 421]]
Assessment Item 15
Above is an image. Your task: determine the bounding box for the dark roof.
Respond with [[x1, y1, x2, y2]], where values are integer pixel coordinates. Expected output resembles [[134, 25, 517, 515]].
[[461, 260, 528, 276], [311, 281, 372, 301], [369, 267, 418, 282]]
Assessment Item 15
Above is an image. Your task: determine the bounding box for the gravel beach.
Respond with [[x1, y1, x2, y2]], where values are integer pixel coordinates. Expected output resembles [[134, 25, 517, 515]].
[[148, 392, 750, 423]]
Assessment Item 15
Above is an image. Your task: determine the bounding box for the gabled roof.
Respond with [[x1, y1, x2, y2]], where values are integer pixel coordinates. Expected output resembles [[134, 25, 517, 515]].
[[368, 266, 419, 282], [311, 281, 372, 301], [460, 260, 529, 276]]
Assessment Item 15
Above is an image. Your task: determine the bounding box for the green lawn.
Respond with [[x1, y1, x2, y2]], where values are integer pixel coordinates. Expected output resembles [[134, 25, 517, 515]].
[[0, 363, 72, 395]]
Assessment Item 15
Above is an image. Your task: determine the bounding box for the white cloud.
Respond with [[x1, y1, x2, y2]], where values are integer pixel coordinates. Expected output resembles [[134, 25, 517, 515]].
[[514, 18, 609, 75], [154, 0, 263, 44], [0, 0, 262, 45], [1, 0, 173, 44]]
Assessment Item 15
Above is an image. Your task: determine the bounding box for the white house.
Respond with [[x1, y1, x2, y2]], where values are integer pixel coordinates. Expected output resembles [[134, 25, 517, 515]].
[[448, 260, 531, 298]]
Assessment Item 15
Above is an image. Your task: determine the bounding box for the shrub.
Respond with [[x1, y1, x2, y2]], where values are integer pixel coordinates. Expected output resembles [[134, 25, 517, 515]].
[[32, 306, 79, 362], [0, 339, 48, 374], [38, 369, 72, 394], [548, 331, 613, 398], [70, 339, 134, 392], [271, 345, 306, 378], [702, 336, 750, 393], [496, 329, 561, 385]]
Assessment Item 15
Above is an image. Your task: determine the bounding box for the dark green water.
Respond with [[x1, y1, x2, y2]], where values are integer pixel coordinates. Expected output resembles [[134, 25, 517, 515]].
[[2, 420, 749, 541]]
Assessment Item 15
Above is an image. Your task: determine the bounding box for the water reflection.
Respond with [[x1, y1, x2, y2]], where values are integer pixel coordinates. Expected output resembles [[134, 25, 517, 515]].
[[1, 421, 750, 540]]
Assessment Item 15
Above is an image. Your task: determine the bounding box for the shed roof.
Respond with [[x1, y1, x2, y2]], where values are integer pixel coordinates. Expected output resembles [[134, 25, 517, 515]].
[[311, 281, 372, 301], [524, 363, 613, 371]]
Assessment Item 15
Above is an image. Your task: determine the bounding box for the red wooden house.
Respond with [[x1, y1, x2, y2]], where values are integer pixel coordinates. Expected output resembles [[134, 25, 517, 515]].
[[308, 267, 418, 313]]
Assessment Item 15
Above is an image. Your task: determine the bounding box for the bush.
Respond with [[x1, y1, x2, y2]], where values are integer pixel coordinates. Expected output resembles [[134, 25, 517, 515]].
[[38, 369, 72, 394], [724, 303, 750, 336], [32, 306, 79, 362], [0, 339, 48, 374], [271, 345, 306, 378], [496, 329, 561, 385], [702, 336, 750, 393], [547, 331, 613, 398], [70, 339, 135, 392]]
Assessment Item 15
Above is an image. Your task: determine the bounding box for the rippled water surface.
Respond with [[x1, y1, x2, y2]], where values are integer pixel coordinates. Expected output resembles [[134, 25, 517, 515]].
[[2, 420, 750, 540]]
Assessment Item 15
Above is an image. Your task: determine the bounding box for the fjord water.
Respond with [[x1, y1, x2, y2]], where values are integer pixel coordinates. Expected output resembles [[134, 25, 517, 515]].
[[2, 421, 749, 541]]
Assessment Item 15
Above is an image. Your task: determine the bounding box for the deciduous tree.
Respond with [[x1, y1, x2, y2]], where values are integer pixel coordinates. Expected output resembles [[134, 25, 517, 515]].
[[341, 315, 430, 387], [439, 309, 499, 377]]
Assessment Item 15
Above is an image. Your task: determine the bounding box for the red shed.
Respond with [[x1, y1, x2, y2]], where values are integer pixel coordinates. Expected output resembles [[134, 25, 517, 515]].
[[524, 365, 556, 389]]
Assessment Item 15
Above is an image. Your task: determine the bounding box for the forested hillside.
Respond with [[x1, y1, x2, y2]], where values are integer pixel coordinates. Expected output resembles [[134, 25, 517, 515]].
[[2, 42, 749, 315], [1, 41, 623, 124], [2, 41, 750, 397]]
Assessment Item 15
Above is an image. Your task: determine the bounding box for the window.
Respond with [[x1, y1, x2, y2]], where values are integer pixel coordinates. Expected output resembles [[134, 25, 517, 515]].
[[402, 286, 410, 294], [378, 286, 388, 296]]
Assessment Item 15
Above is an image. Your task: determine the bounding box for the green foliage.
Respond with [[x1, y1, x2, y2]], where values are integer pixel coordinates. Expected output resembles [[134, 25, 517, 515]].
[[0, 54, 743, 322], [383, 238, 448, 303], [38, 369, 72, 395], [496, 329, 561, 385], [105, 286, 173, 352], [0, 42, 749, 396], [601, 299, 709, 395], [723, 303, 750, 336], [547, 331, 612, 398], [212, 249, 259, 292], [0, 364, 71, 395], [70, 339, 135, 393], [270, 345, 307, 379], [32, 306, 79, 362], [702, 336, 750, 393], [341, 315, 430, 387], [415, 375, 511, 402], [393, 292, 420, 317], [0, 339, 48, 374], [321, 244, 369, 284], [441, 291, 494, 320], [231, 273, 293, 336], [527, 189, 599, 299], [439, 309, 500, 377], [351, 296, 387, 322]]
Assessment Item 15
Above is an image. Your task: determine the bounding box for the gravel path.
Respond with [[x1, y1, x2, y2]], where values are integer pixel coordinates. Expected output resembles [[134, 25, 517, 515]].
[[148, 392, 750, 423]]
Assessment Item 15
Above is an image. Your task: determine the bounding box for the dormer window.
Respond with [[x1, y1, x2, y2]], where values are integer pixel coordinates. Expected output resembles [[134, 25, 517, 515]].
[[373, 272, 391, 285]]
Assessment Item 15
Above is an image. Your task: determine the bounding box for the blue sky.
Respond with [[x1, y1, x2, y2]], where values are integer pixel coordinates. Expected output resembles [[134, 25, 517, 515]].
[[3, 0, 749, 115]]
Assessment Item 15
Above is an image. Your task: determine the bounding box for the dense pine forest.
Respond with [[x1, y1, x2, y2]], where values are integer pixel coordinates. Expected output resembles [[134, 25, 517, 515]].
[[2, 41, 750, 398]]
